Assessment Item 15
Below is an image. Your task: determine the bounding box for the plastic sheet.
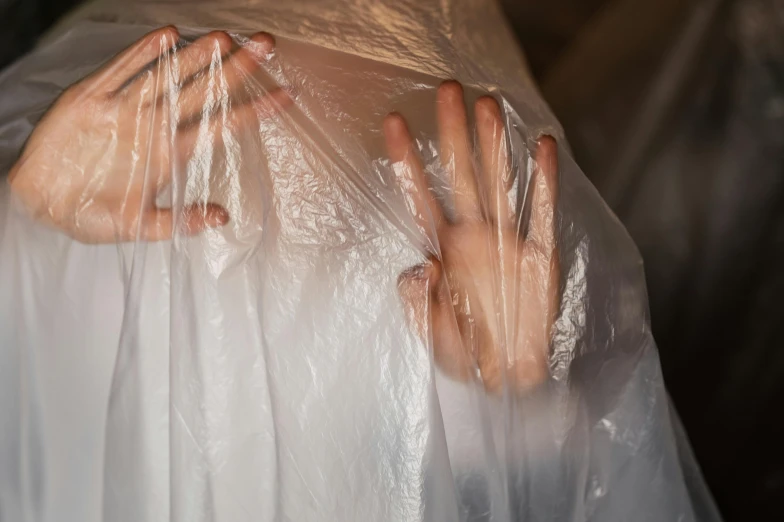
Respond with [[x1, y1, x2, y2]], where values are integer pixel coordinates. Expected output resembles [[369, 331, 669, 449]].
[[0, 1, 721, 521], [539, 0, 783, 518]]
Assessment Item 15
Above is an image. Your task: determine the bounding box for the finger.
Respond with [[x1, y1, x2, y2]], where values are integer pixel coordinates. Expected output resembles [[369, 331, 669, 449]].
[[170, 31, 234, 86], [176, 32, 275, 123], [135, 203, 230, 242], [176, 86, 293, 158], [475, 96, 513, 225], [98, 26, 181, 94], [506, 349, 549, 395], [398, 261, 474, 381], [436, 81, 480, 220], [468, 321, 548, 395], [526, 135, 559, 251], [397, 262, 439, 339], [383, 112, 444, 241], [432, 286, 477, 382]]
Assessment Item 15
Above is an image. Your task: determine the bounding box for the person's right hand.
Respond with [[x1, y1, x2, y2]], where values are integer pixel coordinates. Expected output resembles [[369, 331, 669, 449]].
[[8, 26, 291, 243]]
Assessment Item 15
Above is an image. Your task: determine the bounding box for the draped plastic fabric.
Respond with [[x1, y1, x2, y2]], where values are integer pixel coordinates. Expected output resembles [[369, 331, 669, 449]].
[[0, 1, 720, 521], [546, 0, 782, 518]]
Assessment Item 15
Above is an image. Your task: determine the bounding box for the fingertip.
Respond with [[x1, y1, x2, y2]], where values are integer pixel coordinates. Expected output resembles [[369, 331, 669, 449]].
[[510, 355, 549, 395], [534, 134, 558, 178], [249, 32, 276, 57], [183, 202, 229, 234], [383, 111, 406, 131], [251, 32, 275, 46], [137, 25, 180, 57], [205, 202, 230, 227], [437, 80, 464, 104], [475, 95, 502, 123], [536, 134, 557, 155], [383, 113, 413, 160], [397, 259, 441, 288], [153, 25, 181, 45], [161, 25, 180, 37], [205, 30, 234, 54]]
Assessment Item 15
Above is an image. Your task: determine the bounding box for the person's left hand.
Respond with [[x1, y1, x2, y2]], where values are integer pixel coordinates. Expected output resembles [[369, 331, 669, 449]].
[[386, 81, 560, 394]]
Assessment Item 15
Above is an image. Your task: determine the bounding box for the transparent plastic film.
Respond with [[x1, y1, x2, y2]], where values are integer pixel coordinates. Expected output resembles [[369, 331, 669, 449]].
[[0, 1, 720, 522]]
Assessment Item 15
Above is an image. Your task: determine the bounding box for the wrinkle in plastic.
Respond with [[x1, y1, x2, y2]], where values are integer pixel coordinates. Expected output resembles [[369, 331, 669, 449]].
[[0, 1, 720, 521]]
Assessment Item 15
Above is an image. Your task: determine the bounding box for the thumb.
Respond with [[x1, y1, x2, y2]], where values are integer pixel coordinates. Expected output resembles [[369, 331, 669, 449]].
[[137, 202, 229, 241], [398, 261, 440, 337], [398, 260, 474, 382]]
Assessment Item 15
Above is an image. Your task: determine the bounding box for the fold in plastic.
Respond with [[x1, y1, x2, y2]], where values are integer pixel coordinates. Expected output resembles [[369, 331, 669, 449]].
[[0, 1, 721, 521]]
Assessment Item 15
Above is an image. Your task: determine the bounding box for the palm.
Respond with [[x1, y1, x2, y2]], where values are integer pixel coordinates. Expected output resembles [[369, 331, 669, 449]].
[[9, 26, 290, 243], [385, 81, 559, 394]]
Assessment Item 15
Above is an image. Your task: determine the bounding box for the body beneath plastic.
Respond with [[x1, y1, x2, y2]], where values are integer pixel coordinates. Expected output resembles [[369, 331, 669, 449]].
[[0, 1, 720, 521]]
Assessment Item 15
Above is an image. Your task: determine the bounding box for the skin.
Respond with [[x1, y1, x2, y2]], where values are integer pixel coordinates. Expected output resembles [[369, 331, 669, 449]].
[[8, 27, 560, 394], [8, 26, 292, 243], [386, 83, 559, 394]]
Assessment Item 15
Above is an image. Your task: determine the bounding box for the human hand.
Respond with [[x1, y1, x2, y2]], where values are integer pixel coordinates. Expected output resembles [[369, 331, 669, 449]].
[[386, 81, 559, 394], [8, 26, 291, 243]]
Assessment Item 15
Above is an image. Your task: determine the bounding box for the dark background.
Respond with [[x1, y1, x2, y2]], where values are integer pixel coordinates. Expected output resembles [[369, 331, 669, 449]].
[[1, 0, 782, 520], [506, 1, 784, 520]]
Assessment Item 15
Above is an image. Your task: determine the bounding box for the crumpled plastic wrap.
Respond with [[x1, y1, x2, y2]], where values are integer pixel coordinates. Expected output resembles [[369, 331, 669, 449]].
[[0, 1, 721, 521]]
